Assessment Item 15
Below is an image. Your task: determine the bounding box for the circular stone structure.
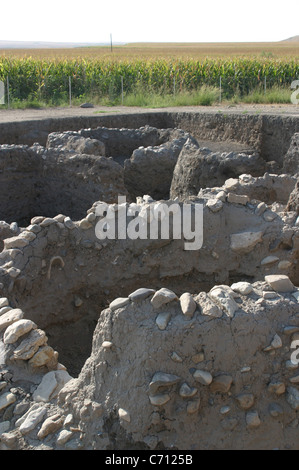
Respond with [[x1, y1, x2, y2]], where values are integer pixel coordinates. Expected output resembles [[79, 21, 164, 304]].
[[0, 111, 299, 451]]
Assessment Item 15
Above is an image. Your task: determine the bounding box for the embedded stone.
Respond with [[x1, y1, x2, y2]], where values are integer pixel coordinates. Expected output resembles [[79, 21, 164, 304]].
[[78, 218, 92, 229], [156, 312, 171, 330], [193, 369, 213, 385], [264, 334, 283, 352], [206, 199, 223, 212], [0, 306, 11, 315], [179, 292, 196, 318], [187, 399, 201, 414], [40, 218, 56, 227], [149, 394, 171, 406], [0, 392, 16, 412], [37, 414, 64, 439], [255, 202, 267, 215], [64, 217, 75, 229], [179, 383, 198, 398], [227, 193, 249, 205], [220, 406, 231, 415], [20, 231, 36, 241], [209, 287, 239, 318], [192, 352, 205, 364], [149, 372, 181, 395], [3, 236, 29, 250], [230, 231, 263, 254], [33, 371, 58, 402], [7, 267, 21, 278], [235, 393, 254, 409], [0, 308, 24, 332], [263, 210, 277, 222], [28, 345, 55, 368], [215, 190, 227, 201], [265, 275, 295, 293], [109, 297, 130, 311], [278, 260, 292, 270], [200, 295, 223, 318], [151, 288, 178, 309], [0, 421, 10, 435], [246, 410, 261, 428], [118, 408, 131, 423], [231, 282, 253, 295], [19, 406, 47, 435], [3, 319, 37, 344], [0, 298, 9, 309], [171, 352, 183, 363], [286, 387, 299, 410], [261, 256, 279, 266], [12, 329, 47, 360], [56, 429, 74, 445], [224, 178, 239, 190], [209, 374, 233, 393], [290, 374, 299, 384], [128, 288, 156, 302], [283, 326, 299, 336], [263, 291, 278, 299]]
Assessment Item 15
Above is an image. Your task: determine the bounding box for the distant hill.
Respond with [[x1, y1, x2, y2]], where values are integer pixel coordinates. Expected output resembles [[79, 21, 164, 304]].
[[0, 40, 120, 49], [282, 35, 299, 42]]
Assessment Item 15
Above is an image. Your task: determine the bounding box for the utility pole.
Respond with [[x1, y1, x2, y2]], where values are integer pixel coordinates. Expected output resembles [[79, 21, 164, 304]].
[[110, 33, 113, 53]]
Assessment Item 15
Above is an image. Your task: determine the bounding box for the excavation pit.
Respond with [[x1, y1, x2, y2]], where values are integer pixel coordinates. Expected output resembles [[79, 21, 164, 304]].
[[0, 111, 299, 450]]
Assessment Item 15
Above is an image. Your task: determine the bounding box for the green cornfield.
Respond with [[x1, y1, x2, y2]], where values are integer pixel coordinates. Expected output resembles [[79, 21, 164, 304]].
[[0, 56, 298, 105]]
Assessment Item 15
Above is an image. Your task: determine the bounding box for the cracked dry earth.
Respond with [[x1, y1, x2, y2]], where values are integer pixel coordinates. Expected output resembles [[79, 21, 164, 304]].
[[1, 118, 299, 450]]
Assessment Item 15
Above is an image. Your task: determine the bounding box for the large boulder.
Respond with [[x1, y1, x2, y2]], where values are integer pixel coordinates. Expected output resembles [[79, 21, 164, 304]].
[[170, 141, 266, 201], [47, 132, 105, 156]]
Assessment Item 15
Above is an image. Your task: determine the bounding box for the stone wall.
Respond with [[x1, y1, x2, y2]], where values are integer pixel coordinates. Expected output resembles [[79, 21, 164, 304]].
[[0, 112, 298, 164]]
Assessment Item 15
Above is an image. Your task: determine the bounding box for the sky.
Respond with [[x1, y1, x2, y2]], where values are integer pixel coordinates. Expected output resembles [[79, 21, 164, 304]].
[[0, 0, 298, 44]]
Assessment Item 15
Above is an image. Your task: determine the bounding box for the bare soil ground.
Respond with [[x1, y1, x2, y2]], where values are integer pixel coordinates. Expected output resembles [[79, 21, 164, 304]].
[[0, 103, 298, 123]]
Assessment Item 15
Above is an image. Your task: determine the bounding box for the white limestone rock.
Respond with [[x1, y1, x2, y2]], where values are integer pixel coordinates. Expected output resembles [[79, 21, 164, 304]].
[[230, 231, 263, 254], [0, 392, 16, 412], [209, 286, 239, 317], [231, 282, 253, 295], [0, 308, 24, 332], [3, 319, 37, 344], [265, 274, 295, 293], [109, 297, 130, 311], [179, 292, 196, 318], [19, 405, 47, 435]]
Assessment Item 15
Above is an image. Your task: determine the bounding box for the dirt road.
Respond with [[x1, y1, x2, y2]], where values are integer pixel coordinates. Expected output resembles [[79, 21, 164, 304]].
[[0, 102, 298, 123]]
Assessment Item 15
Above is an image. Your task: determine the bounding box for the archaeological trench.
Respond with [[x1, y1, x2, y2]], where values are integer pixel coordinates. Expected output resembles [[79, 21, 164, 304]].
[[0, 110, 299, 450]]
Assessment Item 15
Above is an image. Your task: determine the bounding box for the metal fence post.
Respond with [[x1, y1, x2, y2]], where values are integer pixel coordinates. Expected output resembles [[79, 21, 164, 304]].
[[219, 76, 222, 103], [0, 80, 4, 105], [121, 76, 124, 105], [69, 76, 72, 107], [7, 76, 10, 109]]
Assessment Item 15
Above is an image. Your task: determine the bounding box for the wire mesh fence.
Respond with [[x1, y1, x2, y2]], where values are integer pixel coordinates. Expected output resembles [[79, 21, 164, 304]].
[[0, 69, 298, 107]]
